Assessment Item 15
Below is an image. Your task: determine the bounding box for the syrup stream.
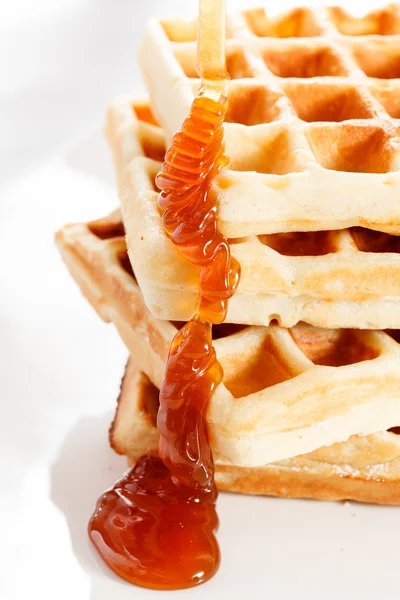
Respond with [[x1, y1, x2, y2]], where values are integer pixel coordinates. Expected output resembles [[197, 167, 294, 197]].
[[88, 0, 240, 589]]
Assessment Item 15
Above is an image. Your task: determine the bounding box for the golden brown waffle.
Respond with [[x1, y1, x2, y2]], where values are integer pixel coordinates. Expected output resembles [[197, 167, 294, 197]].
[[140, 4, 400, 236], [55, 209, 400, 468], [106, 96, 400, 329], [113, 358, 400, 505]]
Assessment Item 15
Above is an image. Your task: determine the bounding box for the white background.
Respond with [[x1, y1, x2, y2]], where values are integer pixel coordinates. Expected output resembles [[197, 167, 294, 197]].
[[0, 0, 372, 193], [2, 1, 398, 600], [1, 0, 190, 192]]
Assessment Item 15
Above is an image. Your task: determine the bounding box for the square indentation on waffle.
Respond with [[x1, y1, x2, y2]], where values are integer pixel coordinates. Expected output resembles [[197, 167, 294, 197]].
[[258, 231, 338, 256], [261, 43, 349, 78], [328, 5, 400, 36], [290, 325, 380, 367], [242, 7, 324, 38], [105, 97, 400, 329], [369, 80, 400, 118], [225, 81, 293, 125], [306, 121, 400, 173], [282, 80, 378, 122], [56, 212, 400, 469], [350, 39, 400, 79]]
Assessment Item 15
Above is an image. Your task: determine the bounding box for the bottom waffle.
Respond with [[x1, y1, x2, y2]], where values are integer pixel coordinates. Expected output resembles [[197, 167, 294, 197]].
[[113, 358, 400, 505], [56, 210, 400, 468]]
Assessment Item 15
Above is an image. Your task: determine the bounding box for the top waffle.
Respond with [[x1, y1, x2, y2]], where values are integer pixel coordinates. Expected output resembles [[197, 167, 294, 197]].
[[106, 96, 400, 329], [140, 4, 400, 237]]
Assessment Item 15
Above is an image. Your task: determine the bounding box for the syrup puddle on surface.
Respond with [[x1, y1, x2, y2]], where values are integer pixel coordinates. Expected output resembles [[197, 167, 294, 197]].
[[88, 455, 219, 590]]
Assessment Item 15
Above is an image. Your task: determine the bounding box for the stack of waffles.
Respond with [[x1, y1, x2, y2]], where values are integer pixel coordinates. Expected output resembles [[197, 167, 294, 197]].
[[57, 4, 400, 505]]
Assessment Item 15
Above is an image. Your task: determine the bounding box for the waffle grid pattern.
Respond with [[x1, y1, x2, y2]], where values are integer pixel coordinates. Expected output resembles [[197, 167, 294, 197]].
[[107, 96, 400, 328], [139, 4, 400, 240], [156, 4, 400, 166]]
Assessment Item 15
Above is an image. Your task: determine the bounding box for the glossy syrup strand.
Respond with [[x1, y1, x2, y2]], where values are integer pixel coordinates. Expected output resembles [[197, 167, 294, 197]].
[[156, 86, 240, 325], [155, 87, 240, 489], [88, 86, 239, 590], [157, 316, 223, 488]]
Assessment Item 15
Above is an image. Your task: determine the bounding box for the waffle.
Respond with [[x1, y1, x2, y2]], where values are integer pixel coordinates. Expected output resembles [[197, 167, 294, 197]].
[[107, 95, 400, 329], [55, 209, 400, 468], [113, 358, 400, 505], [140, 3, 400, 239]]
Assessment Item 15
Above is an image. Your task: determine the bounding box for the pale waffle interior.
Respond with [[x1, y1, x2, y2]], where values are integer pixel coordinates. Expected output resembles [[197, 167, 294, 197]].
[[56, 209, 400, 468], [107, 96, 400, 329], [111, 357, 400, 505]]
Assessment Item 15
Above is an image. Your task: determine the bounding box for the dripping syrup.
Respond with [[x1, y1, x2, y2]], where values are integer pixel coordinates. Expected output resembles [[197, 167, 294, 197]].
[[89, 83, 240, 590]]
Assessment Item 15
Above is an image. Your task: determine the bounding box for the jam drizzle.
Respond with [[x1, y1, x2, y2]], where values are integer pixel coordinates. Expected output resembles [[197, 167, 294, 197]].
[[89, 20, 240, 589]]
